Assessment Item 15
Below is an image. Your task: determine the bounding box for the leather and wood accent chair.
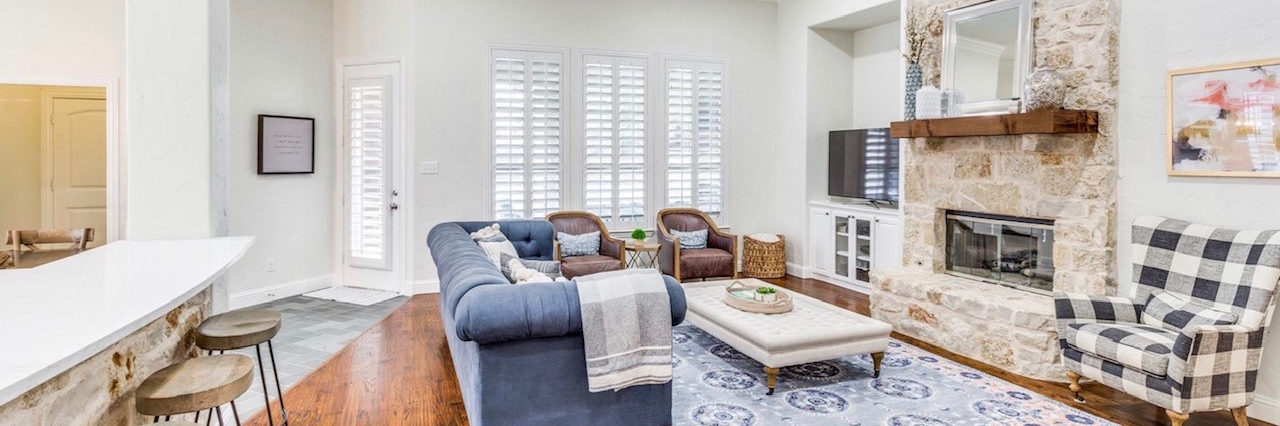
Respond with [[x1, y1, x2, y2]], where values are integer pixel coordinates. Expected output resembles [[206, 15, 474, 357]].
[[5, 228, 94, 268], [546, 211, 625, 279], [656, 208, 738, 282]]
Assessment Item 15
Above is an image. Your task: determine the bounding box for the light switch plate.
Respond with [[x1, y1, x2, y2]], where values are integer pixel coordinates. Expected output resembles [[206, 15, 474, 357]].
[[420, 161, 439, 175]]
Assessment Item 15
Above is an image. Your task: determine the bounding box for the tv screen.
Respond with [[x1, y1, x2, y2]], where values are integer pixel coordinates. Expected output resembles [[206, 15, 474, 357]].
[[828, 128, 900, 202]]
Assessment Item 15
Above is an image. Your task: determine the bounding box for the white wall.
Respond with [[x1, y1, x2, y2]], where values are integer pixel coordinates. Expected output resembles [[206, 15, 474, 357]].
[[226, 0, 335, 298], [1118, 1, 1280, 422], [805, 29, 856, 204], [851, 20, 902, 129], [408, 0, 779, 283]]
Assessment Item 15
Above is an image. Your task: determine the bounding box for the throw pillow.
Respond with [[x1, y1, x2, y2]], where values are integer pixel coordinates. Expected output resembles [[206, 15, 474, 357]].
[[476, 231, 518, 268], [499, 253, 562, 283], [671, 229, 708, 249], [558, 231, 601, 257], [469, 223, 502, 241], [1141, 290, 1238, 331], [505, 257, 553, 284]]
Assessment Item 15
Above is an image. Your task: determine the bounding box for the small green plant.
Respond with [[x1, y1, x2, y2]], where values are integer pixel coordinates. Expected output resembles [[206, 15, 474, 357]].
[[631, 228, 647, 240], [755, 287, 777, 295]]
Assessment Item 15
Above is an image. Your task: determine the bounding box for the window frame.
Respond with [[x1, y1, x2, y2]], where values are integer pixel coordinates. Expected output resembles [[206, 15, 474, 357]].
[[659, 55, 729, 223], [485, 43, 571, 220], [577, 50, 653, 229]]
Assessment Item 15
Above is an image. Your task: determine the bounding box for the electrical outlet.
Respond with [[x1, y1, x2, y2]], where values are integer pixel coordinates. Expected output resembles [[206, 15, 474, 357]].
[[267, 258, 277, 272]]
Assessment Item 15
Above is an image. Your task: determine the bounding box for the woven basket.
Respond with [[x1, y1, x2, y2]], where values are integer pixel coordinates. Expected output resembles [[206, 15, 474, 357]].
[[743, 234, 786, 278], [722, 281, 793, 314]]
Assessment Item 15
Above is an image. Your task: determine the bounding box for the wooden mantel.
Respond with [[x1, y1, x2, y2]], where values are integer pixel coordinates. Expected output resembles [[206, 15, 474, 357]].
[[889, 109, 1098, 138]]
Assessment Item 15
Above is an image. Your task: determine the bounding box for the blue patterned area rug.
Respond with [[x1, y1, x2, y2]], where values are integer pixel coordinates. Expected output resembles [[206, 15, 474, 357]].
[[672, 325, 1115, 426]]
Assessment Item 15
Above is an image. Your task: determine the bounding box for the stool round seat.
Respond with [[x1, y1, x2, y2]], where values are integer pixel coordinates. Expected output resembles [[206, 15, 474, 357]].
[[196, 309, 282, 351], [136, 355, 255, 416]]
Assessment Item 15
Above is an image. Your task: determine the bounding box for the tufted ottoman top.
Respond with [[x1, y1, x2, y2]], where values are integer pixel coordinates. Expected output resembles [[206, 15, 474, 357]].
[[683, 279, 892, 353]]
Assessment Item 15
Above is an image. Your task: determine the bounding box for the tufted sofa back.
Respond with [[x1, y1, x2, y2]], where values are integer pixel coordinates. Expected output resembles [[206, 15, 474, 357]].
[[455, 220, 556, 260], [429, 220, 556, 317]]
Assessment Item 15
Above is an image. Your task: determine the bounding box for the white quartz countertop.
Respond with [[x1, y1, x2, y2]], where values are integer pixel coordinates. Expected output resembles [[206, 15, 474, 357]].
[[0, 237, 253, 405]]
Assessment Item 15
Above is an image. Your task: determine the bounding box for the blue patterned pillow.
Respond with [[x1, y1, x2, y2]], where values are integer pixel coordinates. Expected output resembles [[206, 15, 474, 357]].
[[671, 229, 708, 249], [558, 231, 600, 257]]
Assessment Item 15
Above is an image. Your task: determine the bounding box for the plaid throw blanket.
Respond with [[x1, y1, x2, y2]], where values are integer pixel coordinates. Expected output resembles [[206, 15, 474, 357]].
[[576, 268, 672, 392]]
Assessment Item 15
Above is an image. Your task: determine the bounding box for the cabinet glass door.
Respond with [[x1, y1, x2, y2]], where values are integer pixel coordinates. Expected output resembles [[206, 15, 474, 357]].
[[854, 217, 873, 282], [834, 216, 851, 278]]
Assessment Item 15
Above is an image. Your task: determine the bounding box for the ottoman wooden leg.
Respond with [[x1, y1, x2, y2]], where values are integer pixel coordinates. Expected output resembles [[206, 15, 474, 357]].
[[1232, 407, 1250, 426], [1167, 410, 1190, 426], [764, 367, 779, 395], [1067, 370, 1085, 403], [871, 352, 885, 378]]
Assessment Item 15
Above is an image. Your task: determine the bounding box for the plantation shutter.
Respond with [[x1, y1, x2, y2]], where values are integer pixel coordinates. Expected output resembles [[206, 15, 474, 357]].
[[583, 54, 647, 223], [665, 59, 724, 217], [345, 75, 392, 269], [492, 48, 563, 219]]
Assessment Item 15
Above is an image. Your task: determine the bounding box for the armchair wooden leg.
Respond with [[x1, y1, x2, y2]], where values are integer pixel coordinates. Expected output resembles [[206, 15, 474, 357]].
[[1066, 371, 1084, 403], [1232, 407, 1250, 426], [1167, 410, 1189, 426]]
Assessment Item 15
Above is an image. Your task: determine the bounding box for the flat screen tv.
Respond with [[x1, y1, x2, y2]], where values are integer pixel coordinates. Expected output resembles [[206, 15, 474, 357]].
[[828, 128, 900, 203]]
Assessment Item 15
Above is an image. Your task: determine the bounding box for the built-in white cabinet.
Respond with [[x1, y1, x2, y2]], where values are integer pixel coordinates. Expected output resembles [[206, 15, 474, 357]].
[[806, 201, 901, 291]]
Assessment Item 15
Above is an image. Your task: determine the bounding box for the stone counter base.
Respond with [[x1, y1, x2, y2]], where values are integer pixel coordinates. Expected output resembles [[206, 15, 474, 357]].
[[0, 288, 211, 425], [871, 269, 1066, 382]]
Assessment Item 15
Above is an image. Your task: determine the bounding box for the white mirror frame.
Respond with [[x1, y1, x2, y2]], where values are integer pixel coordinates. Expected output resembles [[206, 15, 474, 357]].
[[941, 0, 1033, 116]]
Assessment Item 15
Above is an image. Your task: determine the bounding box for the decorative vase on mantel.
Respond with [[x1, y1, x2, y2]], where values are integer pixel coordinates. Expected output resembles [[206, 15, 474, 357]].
[[1023, 65, 1067, 112], [904, 62, 923, 120]]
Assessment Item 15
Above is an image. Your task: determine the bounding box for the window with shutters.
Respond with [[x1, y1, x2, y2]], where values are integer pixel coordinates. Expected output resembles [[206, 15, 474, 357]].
[[491, 47, 564, 219], [345, 75, 393, 269], [582, 54, 647, 224], [664, 58, 724, 217]]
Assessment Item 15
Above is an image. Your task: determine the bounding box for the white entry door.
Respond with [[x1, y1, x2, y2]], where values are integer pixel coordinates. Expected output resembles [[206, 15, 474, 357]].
[[47, 94, 108, 247], [339, 61, 406, 294]]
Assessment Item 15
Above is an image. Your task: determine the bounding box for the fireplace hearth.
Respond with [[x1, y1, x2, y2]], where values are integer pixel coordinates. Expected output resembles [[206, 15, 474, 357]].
[[945, 211, 1055, 294]]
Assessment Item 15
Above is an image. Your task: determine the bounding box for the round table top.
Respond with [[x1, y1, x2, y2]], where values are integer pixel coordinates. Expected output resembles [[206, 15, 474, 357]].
[[625, 241, 661, 251]]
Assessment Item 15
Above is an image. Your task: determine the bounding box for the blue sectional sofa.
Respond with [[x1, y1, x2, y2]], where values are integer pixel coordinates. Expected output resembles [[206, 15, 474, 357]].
[[427, 220, 687, 426]]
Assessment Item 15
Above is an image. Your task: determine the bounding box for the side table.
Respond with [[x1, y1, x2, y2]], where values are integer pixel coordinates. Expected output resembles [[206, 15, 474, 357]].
[[625, 242, 661, 269]]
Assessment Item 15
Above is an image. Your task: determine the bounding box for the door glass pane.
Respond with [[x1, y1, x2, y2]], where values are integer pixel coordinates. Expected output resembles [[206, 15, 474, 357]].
[[347, 76, 391, 268]]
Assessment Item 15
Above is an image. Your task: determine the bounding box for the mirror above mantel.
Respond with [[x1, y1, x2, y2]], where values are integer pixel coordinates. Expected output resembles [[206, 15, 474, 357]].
[[942, 0, 1033, 116]]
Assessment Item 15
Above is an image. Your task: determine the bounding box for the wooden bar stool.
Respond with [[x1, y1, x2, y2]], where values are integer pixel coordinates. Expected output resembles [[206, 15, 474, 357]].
[[136, 354, 254, 425], [196, 309, 288, 426]]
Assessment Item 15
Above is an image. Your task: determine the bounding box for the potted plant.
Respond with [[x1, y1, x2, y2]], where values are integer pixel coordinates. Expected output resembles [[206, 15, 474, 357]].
[[631, 228, 647, 246], [755, 286, 778, 303]]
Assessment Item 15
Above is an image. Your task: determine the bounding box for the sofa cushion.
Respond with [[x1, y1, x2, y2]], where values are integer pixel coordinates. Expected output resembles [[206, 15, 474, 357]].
[[1141, 290, 1238, 332], [560, 255, 622, 279], [559, 231, 601, 256], [671, 229, 708, 249], [1063, 322, 1176, 377]]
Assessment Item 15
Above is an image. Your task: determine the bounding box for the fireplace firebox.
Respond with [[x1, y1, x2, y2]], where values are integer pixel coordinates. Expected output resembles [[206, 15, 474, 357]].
[[945, 211, 1055, 294]]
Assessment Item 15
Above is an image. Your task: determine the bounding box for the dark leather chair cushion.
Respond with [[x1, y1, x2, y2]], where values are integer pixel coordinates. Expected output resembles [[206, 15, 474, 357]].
[[560, 255, 623, 279], [679, 248, 734, 279]]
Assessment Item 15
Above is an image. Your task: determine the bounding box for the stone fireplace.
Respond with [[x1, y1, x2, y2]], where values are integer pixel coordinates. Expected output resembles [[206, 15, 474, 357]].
[[870, 0, 1119, 381]]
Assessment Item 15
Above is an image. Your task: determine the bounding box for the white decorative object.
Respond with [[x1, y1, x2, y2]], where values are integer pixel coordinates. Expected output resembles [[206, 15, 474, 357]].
[[915, 86, 944, 119], [944, 89, 966, 117], [1024, 65, 1067, 111]]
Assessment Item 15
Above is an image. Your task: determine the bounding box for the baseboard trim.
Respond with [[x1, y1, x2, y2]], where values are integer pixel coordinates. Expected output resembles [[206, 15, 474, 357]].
[[785, 262, 811, 279], [1252, 394, 1280, 424], [411, 279, 440, 295], [229, 274, 334, 309]]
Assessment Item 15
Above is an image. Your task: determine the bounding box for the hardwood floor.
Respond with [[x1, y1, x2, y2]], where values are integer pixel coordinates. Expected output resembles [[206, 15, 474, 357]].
[[245, 276, 1272, 426]]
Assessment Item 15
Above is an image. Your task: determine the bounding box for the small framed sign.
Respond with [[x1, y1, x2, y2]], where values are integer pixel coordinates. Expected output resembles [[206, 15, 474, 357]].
[[258, 114, 315, 174]]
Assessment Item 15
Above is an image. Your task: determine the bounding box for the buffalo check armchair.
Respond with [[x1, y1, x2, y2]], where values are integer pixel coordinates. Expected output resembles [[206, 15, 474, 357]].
[[1055, 216, 1280, 426]]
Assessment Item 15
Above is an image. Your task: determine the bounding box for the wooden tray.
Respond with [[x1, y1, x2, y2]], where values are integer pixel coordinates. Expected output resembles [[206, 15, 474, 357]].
[[722, 281, 793, 314]]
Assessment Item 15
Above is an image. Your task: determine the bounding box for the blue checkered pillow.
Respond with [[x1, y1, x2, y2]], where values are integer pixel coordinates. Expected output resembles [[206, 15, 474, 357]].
[[1141, 290, 1238, 332], [557, 231, 600, 257], [670, 229, 708, 249]]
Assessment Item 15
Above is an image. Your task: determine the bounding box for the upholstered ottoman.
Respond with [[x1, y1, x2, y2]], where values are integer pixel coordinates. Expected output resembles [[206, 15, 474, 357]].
[[682, 279, 893, 394]]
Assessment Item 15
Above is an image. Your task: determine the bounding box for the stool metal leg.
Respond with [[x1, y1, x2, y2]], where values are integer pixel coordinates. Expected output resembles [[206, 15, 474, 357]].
[[267, 340, 289, 425], [254, 343, 276, 426], [231, 400, 242, 426], [215, 406, 226, 426]]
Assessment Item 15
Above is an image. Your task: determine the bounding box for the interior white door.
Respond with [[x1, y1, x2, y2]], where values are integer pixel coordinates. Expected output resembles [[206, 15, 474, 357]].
[[339, 62, 405, 293], [48, 95, 108, 247]]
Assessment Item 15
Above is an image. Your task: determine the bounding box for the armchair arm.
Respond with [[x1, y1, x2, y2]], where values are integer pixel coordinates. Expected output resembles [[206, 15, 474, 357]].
[[656, 230, 680, 280], [553, 240, 563, 261], [1054, 292, 1142, 348], [1166, 324, 1266, 406], [598, 231, 626, 265], [454, 277, 687, 345]]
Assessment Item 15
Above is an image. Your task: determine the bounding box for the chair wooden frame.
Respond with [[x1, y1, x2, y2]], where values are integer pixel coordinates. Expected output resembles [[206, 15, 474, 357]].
[[656, 208, 738, 282], [6, 228, 94, 266]]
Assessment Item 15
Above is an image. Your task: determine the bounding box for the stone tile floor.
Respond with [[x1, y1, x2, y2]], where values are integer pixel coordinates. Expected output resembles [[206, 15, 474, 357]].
[[219, 294, 408, 422]]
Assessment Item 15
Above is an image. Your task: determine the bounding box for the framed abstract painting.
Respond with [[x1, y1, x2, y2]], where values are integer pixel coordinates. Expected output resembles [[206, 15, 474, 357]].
[[1167, 58, 1280, 177]]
